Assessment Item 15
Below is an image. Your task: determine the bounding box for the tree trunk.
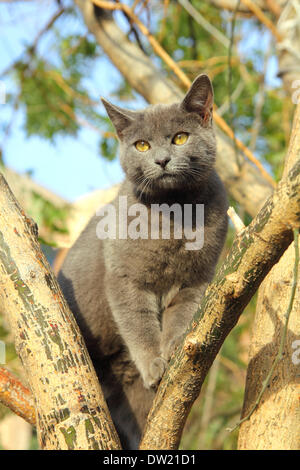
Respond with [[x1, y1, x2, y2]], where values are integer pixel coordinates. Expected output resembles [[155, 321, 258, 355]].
[[276, 0, 300, 95], [0, 174, 121, 450], [238, 103, 300, 450]]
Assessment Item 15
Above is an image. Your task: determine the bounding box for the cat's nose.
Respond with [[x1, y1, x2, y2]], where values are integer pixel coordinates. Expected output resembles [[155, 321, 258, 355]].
[[155, 157, 171, 169]]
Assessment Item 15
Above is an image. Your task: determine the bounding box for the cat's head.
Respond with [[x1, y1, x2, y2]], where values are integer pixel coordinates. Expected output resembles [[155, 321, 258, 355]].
[[101, 74, 216, 199]]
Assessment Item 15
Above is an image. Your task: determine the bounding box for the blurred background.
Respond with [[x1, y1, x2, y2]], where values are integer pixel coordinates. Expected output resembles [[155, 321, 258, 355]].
[[0, 0, 298, 450]]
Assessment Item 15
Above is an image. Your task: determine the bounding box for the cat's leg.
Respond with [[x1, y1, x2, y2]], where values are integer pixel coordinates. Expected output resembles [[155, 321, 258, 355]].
[[93, 355, 155, 449], [106, 275, 167, 389], [160, 285, 207, 361]]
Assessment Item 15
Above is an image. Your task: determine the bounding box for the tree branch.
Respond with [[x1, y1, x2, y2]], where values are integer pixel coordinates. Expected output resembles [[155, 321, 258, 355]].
[[0, 367, 36, 426], [210, 0, 285, 15], [239, 0, 282, 40], [237, 98, 300, 451], [0, 175, 121, 450], [140, 156, 300, 449], [178, 0, 230, 48], [229, 227, 299, 433]]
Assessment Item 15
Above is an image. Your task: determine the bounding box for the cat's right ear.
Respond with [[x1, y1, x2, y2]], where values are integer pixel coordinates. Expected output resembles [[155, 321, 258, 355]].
[[101, 98, 136, 138], [181, 74, 214, 126]]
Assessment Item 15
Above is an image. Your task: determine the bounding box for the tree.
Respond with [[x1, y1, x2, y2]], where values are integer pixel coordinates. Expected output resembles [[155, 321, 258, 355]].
[[0, 0, 299, 450], [1, 151, 299, 449]]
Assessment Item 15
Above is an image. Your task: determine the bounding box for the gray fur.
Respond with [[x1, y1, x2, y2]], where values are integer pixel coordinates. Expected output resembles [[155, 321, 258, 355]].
[[58, 74, 228, 449]]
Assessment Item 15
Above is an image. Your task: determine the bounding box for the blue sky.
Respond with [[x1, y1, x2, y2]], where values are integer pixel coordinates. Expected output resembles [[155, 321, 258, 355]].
[[0, 1, 281, 202], [0, 0, 136, 201]]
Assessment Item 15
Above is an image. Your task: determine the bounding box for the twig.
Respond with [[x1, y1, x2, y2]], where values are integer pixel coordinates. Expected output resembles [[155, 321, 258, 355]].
[[115, 0, 146, 53], [249, 40, 273, 151], [265, 0, 282, 18], [43, 70, 98, 106], [178, 56, 239, 69], [217, 80, 245, 116], [130, 0, 141, 12], [178, 0, 230, 48], [0, 367, 36, 426], [227, 206, 245, 234], [239, 0, 283, 41], [213, 113, 275, 187], [0, 7, 65, 78], [92, 0, 191, 87], [227, 0, 242, 168], [0, 95, 20, 153], [209, 0, 281, 14], [91, 0, 276, 188], [198, 355, 220, 447], [227, 227, 299, 433], [31, 8, 65, 51], [158, 0, 170, 43]]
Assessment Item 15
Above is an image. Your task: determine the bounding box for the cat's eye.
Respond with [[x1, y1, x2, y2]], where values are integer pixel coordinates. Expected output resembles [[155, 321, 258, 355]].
[[172, 132, 189, 146], [135, 140, 150, 152]]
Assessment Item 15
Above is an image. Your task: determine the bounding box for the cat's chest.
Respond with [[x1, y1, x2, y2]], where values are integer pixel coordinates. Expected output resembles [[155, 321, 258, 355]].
[[104, 197, 208, 292], [124, 236, 205, 292]]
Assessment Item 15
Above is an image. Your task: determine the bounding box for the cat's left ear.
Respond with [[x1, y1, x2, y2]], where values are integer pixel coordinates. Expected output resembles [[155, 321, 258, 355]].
[[101, 98, 137, 138], [181, 74, 214, 125]]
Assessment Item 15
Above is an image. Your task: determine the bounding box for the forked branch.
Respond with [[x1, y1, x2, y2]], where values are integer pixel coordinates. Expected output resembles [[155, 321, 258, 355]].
[[140, 157, 300, 449]]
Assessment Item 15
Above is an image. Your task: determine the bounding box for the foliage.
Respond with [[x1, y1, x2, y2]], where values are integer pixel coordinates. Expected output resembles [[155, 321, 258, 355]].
[[14, 34, 99, 141], [28, 191, 70, 243]]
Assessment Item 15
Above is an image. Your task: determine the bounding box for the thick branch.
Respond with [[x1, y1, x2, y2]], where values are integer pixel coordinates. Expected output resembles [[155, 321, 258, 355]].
[[0, 367, 36, 426], [240, 0, 282, 40], [210, 0, 285, 15], [140, 158, 300, 449], [276, 1, 300, 95], [0, 175, 121, 450], [74, 0, 273, 217]]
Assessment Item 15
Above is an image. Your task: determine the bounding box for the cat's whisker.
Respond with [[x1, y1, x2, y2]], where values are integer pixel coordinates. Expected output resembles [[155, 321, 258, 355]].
[[138, 177, 153, 201]]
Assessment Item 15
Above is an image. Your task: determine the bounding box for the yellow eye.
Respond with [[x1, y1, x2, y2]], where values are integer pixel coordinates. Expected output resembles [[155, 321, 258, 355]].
[[135, 140, 150, 152], [173, 132, 188, 145]]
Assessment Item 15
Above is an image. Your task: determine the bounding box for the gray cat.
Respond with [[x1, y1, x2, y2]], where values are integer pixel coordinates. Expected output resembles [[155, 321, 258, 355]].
[[58, 74, 228, 449]]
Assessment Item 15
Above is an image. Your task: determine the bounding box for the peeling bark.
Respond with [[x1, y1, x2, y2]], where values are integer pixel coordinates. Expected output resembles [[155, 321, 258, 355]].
[[140, 158, 300, 449], [0, 174, 121, 450]]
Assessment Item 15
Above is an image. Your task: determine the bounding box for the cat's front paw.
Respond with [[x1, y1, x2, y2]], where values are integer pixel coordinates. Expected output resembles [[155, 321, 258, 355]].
[[142, 357, 167, 390], [161, 334, 184, 362]]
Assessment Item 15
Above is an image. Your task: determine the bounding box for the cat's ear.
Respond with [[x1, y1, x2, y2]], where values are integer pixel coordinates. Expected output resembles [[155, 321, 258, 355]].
[[101, 98, 136, 137], [181, 74, 214, 125]]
